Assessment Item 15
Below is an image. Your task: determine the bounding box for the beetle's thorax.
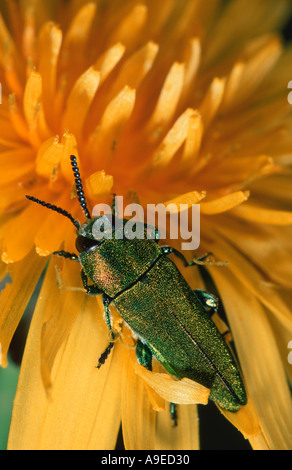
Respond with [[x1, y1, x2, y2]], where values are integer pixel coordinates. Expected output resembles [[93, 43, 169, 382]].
[[77, 217, 162, 297]]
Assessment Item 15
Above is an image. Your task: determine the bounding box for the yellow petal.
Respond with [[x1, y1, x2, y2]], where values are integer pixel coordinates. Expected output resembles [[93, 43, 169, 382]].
[[0, 252, 46, 367], [132, 352, 210, 406], [214, 212, 292, 290], [203, 0, 291, 66], [200, 191, 250, 215], [182, 38, 201, 99], [62, 67, 100, 141], [0, 148, 34, 185], [151, 108, 196, 169], [205, 224, 292, 332], [94, 42, 125, 84], [23, 70, 48, 147], [209, 258, 292, 450], [39, 259, 87, 390], [232, 204, 292, 225], [62, 2, 97, 76], [155, 404, 199, 450], [222, 35, 282, 111], [86, 171, 114, 199], [148, 62, 185, 141], [181, 110, 203, 166], [35, 202, 73, 256], [110, 41, 159, 98], [219, 398, 269, 450], [122, 350, 199, 450], [108, 4, 148, 51], [23, 71, 43, 119], [59, 131, 79, 183], [121, 350, 156, 450], [87, 86, 136, 167], [8, 281, 126, 449], [35, 136, 63, 180], [162, 190, 206, 213], [199, 77, 225, 129], [1, 204, 46, 263], [38, 22, 62, 128]]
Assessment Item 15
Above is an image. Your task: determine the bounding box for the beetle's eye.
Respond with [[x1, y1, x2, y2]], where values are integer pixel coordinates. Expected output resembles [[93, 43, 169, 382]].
[[75, 235, 101, 253]]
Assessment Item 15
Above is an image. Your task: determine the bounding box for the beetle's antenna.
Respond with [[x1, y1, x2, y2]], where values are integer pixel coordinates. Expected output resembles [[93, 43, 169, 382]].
[[70, 155, 91, 219], [25, 195, 80, 229]]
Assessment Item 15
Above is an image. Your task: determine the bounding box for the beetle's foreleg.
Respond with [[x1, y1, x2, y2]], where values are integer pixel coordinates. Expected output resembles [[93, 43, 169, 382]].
[[53, 250, 80, 261], [96, 295, 116, 369], [55, 266, 86, 293], [81, 269, 103, 295]]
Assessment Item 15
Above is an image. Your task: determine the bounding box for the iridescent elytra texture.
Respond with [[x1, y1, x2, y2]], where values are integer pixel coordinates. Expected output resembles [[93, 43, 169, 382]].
[[79, 218, 247, 412]]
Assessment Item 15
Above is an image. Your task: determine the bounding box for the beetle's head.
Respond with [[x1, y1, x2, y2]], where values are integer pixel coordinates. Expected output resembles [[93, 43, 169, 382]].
[[75, 215, 115, 254]]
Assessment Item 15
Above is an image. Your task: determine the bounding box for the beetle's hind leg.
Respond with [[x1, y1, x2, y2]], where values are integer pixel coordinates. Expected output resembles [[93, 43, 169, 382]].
[[136, 339, 153, 371], [136, 340, 178, 427], [193, 289, 219, 315], [170, 403, 178, 427], [96, 295, 117, 369]]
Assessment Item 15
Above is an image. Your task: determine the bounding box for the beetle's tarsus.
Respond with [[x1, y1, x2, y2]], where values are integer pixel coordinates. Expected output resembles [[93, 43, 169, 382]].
[[162, 246, 228, 267], [96, 341, 115, 368], [190, 253, 228, 267], [170, 403, 178, 427]]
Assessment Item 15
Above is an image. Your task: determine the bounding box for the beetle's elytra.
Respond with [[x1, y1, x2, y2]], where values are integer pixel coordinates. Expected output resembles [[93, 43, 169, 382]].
[[26, 155, 247, 413]]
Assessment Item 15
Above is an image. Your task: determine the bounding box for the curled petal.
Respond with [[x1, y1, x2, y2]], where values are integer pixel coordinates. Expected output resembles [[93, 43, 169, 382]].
[[200, 191, 250, 215], [131, 351, 210, 406]]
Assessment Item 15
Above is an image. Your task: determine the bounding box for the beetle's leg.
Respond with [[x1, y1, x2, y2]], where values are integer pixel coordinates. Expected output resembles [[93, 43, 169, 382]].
[[161, 246, 227, 267], [81, 269, 103, 295], [102, 294, 113, 331], [53, 250, 79, 261], [170, 403, 178, 427], [96, 295, 116, 369], [193, 289, 219, 315], [193, 288, 232, 343], [190, 252, 228, 267], [96, 342, 115, 369], [55, 266, 86, 293], [161, 246, 188, 264], [136, 339, 153, 371], [135, 340, 178, 426]]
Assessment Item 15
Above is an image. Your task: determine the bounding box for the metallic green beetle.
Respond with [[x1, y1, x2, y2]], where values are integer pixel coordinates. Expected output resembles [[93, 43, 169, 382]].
[[26, 155, 247, 413]]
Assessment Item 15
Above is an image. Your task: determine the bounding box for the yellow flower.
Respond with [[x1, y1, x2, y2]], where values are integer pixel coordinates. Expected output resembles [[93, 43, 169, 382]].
[[0, 0, 292, 450]]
